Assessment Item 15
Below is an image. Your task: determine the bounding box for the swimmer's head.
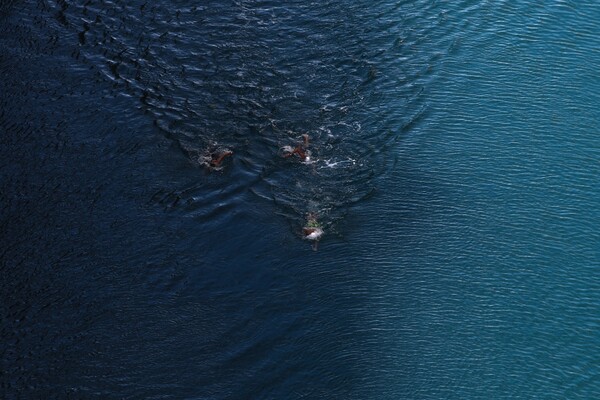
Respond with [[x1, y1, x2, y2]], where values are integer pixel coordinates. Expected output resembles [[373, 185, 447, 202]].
[[302, 150, 312, 163], [304, 227, 323, 241]]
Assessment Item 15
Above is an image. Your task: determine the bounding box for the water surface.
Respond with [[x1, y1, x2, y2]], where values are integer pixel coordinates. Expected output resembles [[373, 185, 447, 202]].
[[1, 0, 599, 398]]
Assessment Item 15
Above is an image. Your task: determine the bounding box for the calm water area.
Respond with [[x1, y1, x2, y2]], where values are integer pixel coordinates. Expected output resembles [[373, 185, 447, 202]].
[[1, 0, 599, 398]]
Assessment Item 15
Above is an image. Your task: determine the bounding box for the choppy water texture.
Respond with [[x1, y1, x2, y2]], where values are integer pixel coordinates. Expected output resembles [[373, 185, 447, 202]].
[[1, 0, 599, 398]]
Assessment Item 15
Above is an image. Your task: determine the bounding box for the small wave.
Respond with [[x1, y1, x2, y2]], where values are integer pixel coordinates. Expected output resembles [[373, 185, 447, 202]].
[[321, 158, 358, 169]]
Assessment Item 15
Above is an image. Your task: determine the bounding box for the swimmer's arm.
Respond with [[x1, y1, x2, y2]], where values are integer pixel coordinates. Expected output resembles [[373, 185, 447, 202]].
[[211, 151, 233, 166], [302, 134, 310, 146]]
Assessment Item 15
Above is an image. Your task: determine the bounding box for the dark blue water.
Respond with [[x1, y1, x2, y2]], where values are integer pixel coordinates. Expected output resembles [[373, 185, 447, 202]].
[[1, 0, 598, 398]]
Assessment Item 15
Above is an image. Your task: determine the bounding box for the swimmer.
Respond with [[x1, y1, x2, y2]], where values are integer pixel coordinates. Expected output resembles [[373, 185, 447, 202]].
[[209, 150, 233, 167], [282, 134, 311, 162], [303, 212, 323, 250], [283, 145, 308, 161]]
